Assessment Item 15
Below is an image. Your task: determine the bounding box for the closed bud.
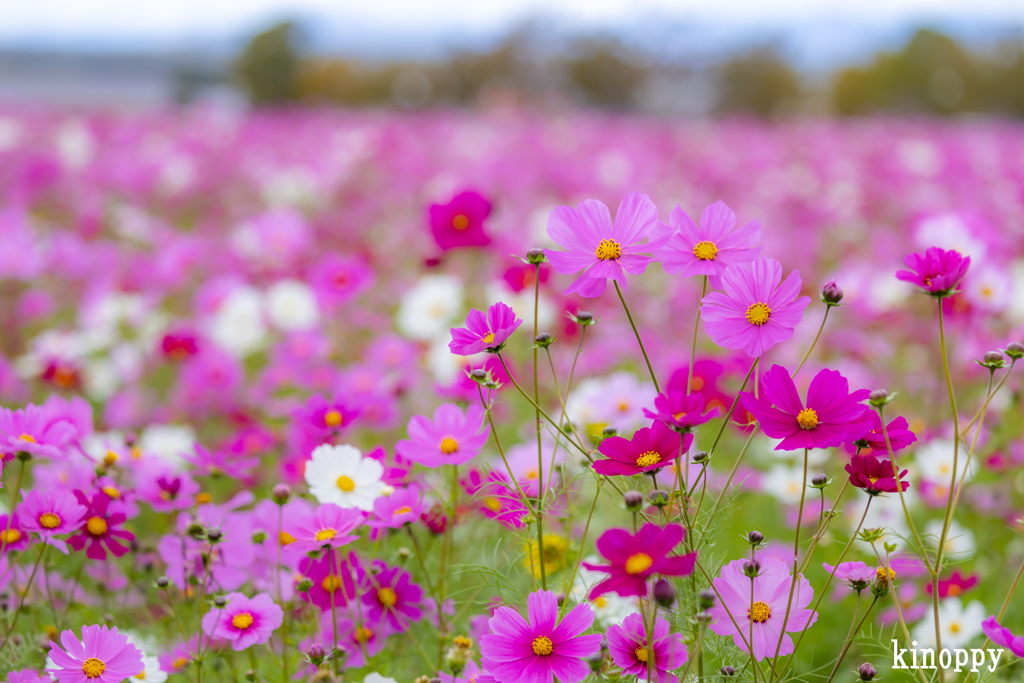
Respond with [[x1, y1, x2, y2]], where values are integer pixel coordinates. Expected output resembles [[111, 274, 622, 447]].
[[206, 528, 223, 543], [721, 666, 736, 677], [445, 645, 467, 674], [187, 524, 206, 540], [555, 593, 566, 606], [587, 652, 604, 672], [214, 596, 226, 607], [526, 248, 547, 264], [430, 677, 442, 683], [652, 578, 676, 608], [601, 426, 617, 437], [155, 576, 169, 589], [868, 389, 895, 408], [623, 490, 644, 511], [397, 547, 411, 562], [252, 530, 267, 544], [307, 642, 327, 665], [272, 484, 291, 504], [747, 531, 764, 546], [698, 589, 716, 611], [821, 279, 844, 305], [811, 474, 828, 489], [534, 333, 554, 348], [573, 311, 595, 326], [742, 559, 761, 578], [1004, 341, 1024, 359], [470, 369, 488, 381], [297, 578, 313, 592], [978, 350, 1007, 369], [648, 490, 670, 508], [691, 450, 709, 464], [245, 669, 257, 682], [859, 662, 877, 681]]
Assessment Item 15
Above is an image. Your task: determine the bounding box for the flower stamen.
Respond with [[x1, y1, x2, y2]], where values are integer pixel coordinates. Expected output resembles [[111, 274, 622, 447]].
[[532, 636, 554, 656], [745, 302, 771, 326], [595, 239, 621, 261], [693, 240, 718, 261], [796, 408, 818, 430], [625, 552, 653, 575]]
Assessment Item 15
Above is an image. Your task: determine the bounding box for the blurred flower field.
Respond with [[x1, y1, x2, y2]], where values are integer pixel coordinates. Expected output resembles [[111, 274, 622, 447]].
[[0, 108, 1022, 682]]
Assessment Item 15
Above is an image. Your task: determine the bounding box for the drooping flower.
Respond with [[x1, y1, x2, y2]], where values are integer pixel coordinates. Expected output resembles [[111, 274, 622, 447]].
[[981, 616, 1024, 657], [359, 560, 424, 630], [200, 592, 284, 651], [606, 612, 688, 683], [395, 404, 490, 467], [592, 421, 689, 477], [896, 247, 970, 297], [739, 366, 869, 451], [845, 455, 909, 496], [429, 191, 492, 251], [657, 200, 761, 289], [707, 556, 817, 661], [643, 391, 720, 433], [68, 491, 134, 560], [288, 503, 364, 554], [924, 571, 979, 599], [480, 590, 602, 683], [545, 192, 670, 298], [46, 624, 144, 683], [304, 444, 385, 511], [821, 561, 876, 592], [582, 524, 696, 598], [18, 489, 87, 554], [370, 485, 424, 529], [845, 412, 917, 455], [700, 257, 811, 358], [449, 302, 523, 356]]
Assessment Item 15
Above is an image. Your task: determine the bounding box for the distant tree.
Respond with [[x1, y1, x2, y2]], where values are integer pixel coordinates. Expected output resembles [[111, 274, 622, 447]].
[[566, 43, 645, 108], [715, 47, 801, 117], [236, 21, 302, 105]]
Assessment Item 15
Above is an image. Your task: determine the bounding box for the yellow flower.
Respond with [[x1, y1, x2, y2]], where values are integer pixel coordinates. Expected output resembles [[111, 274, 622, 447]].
[[524, 535, 568, 578]]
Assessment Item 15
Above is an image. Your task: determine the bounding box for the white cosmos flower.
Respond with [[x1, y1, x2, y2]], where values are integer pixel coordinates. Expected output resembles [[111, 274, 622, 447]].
[[364, 674, 398, 683], [761, 464, 807, 504], [911, 597, 986, 649], [209, 286, 266, 357], [124, 632, 167, 683], [395, 274, 463, 340], [964, 266, 1011, 313], [925, 519, 976, 560], [138, 424, 196, 471], [265, 279, 320, 331], [305, 444, 384, 511], [571, 558, 639, 627], [914, 439, 976, 484]]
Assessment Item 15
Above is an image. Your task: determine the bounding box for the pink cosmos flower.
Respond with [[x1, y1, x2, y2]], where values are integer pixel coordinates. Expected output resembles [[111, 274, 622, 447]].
[[545, 192, 670, 298], [370, 485, 424, 529], [845, 455, 909, 496], [298, 551, 357, 612], [295, 394, 359, 438], [707, 556, 817, 661], [184, 443, 259, 478], [288, 503, 364, 554], [582, 524, 696, 598], [429, 191, 492, 251], [8, 669, 50, 683], [161, 330, 199, 362], [606, 612, 688, 683], [18, 489, 87, 554], [739, 365, 869, 451], [309, 252, 375, 307], [395, 404, 490, 467], [0, 513, 29, 553], [657, 201, 761, 289], [321, 611, 395, 668], [845, 412, 917, 455], [700, 257, 810, 358], [480, 590, 602, 683], [68, 491, 134, 561], [593, 421, 690, 477], [201, 592, 284, 651], [924, 571, 978, 598], [981, 616, 1024, 657], [461, 470, 530, 530], [896, 247, 970, 297], [643, 391, 720, 433], [134, 464, 200, 513], [0, 403, 76, 460], [358, 559, 424, 630], [449, 302, 523, 355], [46, 624, 144, 683], [821, 561, 876, 591]]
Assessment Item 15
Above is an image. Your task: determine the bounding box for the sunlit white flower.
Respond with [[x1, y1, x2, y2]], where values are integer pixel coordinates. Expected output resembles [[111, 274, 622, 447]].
[[55, 118, 95, 169], [761, 464, 807, 504], [913, 438, 976, 484], [571, 558, 640, 626], [265, 279, 320, 331], [305, 444, 384, 511], [964, 265, 1011, 312], [208, 286, 266, 356], [911, 597, 985, 649], [426, 336, 480, 384], [396, 274, 464, 340], [925, 519, 975, 560], [138, 424, 196, 471], [364, 673, 398, 683], [914, 213, 987, 263]]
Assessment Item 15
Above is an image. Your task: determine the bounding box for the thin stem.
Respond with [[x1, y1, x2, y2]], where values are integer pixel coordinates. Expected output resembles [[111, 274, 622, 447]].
[[793, 306, 831, 378], [565, 479, 602, 608], [963, 543, 1024, 683], [799, 479, 850, 575], [0, 458, 27, 558], [878, 406, 930, 564], [749, 569, 758, 683], [477, 386, 536, 514], [687, 276, 708, 395], [0, 542, 47, 656], [613, 281, 660, 393], [825, 597, 878, 683], [533, 264, 547, 591], [868, 543, 930, 683]]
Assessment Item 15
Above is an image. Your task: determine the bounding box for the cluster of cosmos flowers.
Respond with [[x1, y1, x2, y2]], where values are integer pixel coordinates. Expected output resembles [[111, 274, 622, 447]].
[[0, 109, 1021, 683]]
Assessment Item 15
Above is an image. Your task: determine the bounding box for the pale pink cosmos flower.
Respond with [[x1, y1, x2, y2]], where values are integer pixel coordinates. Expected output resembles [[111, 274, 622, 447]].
[[657, 200, 761, 289]]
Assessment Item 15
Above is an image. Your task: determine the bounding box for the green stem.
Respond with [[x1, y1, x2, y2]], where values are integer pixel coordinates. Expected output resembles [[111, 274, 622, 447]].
[[793, 306, 831, 378], [825, 596, 878, 683], [0, 542, 47, 656], [613, 281, 660, 393], [687, 276, 708, 395], [533, 264, 547, 591]]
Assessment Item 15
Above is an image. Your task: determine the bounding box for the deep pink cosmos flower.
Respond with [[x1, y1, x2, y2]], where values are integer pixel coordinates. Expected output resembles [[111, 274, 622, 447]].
[[707, 556, 817, 661], [298, 551, 357, 612], [821, 561, 876, 591], [643, 391, 720, 433], [358, 559, 424, 630], [461, 470, 530, 530], [845, 455, 909, 496], [545, 192, 670, 298], [201, 592, 284, 651], [0, 402, 76, 460], [161, 330, 199, 361], [449, 302, 523, 355], [288, 503, 364, 554], [924, 571, 978, 598], [309, 252, 375, 307], [593, 421, 690, 477], [295, 394, 359, 438], [665, 361, 734, 415], [18, 489, 86, 552], [657, 201, 761, 289], [370, 485, 424, 529], [68, 491, 134, 561], [981, 616, 1024, 657], [896, 247, 971, 297], [184, 443, 259, 478], [323, 613, 394, 668], [395, 403, 490, 467], [135, 464, 200, 513], [845, 412, 917, 455], [606, 612, 688, 683], [480, 590, 602, 683], [0, 513, 29, 553], [700, 257, 810, 358], [582, 524, 696, 598], [46, 624, 144, 683], [429, 191, 492, 251], [739, 365, 869, 451]]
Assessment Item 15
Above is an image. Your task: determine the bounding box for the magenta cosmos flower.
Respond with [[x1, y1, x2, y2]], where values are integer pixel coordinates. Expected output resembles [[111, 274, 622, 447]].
[[46, 624, 144, 683], [981, 616, 1024, 657], [288, 503, 364, 554], [657, 201, 761, 289], [429, 191, 492, 251], [68, 491, 134, 560], [582, 524, 696, 598], [643, 391, 720, 433], [480, 590, 602, 683], [545, 192, 670, 298], [700, 257, 810, 358], [298, 552, 357, 611], [359, 559, 424, 630], [18, 488, 86, 554], [449, 302, 523, 355], [593, 421, 690, 477], [395, 403, 490, 467], [845, 412, 917, 455], [707, 556, 817, 661], [201, 592, 283, 651], [845, 455, 909, 496], [739, 365, 869, 451], [370, 485, 424, 529], [0, 513, 29, 553], [0, 403, 76, 460], [821, 561, 877, 591], [606, 612, 688, 683], [896, 247, 970, 297]]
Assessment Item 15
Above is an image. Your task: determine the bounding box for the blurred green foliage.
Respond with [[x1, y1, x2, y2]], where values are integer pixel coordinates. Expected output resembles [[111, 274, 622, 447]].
[[235, 22, 302, 105]]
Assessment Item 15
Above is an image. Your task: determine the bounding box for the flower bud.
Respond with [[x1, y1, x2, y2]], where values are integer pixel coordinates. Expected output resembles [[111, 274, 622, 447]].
[[747, 530, 764, 546], [214, 596, 226, 607], [601, 426, 617, 437], [445, 644, 467, 674], [155, 576, 169, 589], [526, 248, 547, 265], [868, 389, 889, 407], [647, 490, 670, 508], [297, 577, 313, 592], [430, 677, 442, 683], [691, 450, 709, 464], [821, 280, 843, 306], [1004, 341, 1024, 359], [573, 311, 595, 326], [978, 350, 1007, 369], [422, 505, 448, 534], [698, 589, 716, 611], [308, 642, 327, 665], [206, 528, 223, 543], [623, 490, 644, 511], [858, 662, 877, 681], [811, 474, 828, 489], [534, 333, 554, 348], [721, 666, 736, 677], [470, 369, 488, 381], [397, 547, 411, 562], [245, 669, 257, 682], [187, 523, 206, 540], [742, 559, 761, 578], [272, 484, 291, 504], [555, 593, 566, 606], [587, 652, 604, 672], [652, 579, 676, 608], [15, 450, 31, 462], [252, 530, 267, 544]]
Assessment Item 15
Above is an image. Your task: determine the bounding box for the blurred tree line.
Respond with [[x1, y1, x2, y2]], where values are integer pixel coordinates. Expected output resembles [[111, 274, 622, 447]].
[[234, 22, 1024, 116]]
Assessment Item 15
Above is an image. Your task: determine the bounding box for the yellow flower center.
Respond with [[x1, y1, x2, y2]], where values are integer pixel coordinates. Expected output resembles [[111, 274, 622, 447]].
[[135, 672, 146, 680], [378, 587, 398, 606], [593, 596, 607, 608], [796, 408, 818, 430], [876, 567, 895, 582], [693, 240, 718, 261], [532, 636, 554, 656], [745, 302, 771, 326], [322, 575, 342, 592], [336, 475, 356, 492], [104, 450, 119, 466], [232, 612, 254, 630], [625, 552, 653, 575], [483, 497, 502, 512], [482, 332, 495, 345], [102, 486, 121, 499], [39, 513, 61, 529], [440, 437, 459, 454], [750, 601, 771, 623], [634, 646, 649, 663], [353, 627, 373, 643], [86, 516, 108, 536], [595, 239, 621, 261], [315, 528, 336, 542], [1, 530, 20, 544], [452, 214, 470, 230], [394, 506, 412, 516], [82, 657, 106, 678], [18, 434, 36, 444], [948, 584, 961, 596], [950, 622, 960, 634], [279, 531, 296, 545], [636, 451, 661, 468], [196, 492, 212, 505], [324, 410, 343, 427], [453, 636, 473, 649], [172, 657, 188, 669]]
